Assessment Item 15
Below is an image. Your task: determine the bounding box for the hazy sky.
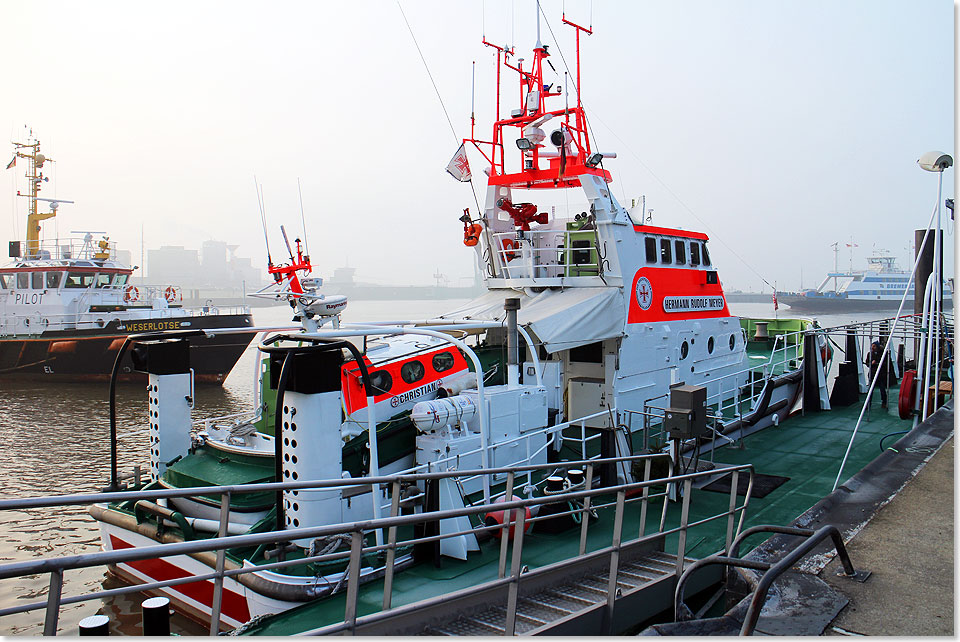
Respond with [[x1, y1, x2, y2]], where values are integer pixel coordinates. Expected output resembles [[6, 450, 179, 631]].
[[1, 0, 954, 292]]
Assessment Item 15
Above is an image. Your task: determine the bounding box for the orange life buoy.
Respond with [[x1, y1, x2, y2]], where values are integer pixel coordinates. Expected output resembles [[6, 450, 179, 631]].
[[898, 369, 917, 419], [164, 286, 179, 303], [123, 285, 140, 303], [501, 238, 518, 262], [483, 495, 531, 540], [463, 223, 482, 247]]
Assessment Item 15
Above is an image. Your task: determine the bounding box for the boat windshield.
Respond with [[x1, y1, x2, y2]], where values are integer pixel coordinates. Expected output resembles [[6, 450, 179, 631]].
[[0, 273, 12, 289], [64, 272, 96, 288]]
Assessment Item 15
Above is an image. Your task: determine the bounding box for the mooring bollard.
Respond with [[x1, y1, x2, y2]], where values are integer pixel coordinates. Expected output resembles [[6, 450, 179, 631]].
[[78, 614, 110, 636], [141, 596, 171, 636]]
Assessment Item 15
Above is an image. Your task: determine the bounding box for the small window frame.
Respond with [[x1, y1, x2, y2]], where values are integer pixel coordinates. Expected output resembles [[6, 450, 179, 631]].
[[400, 360, 425, 384], [660, 239, 672, 264], [674, 240, 686, 265], [644, 237, 658, 263]]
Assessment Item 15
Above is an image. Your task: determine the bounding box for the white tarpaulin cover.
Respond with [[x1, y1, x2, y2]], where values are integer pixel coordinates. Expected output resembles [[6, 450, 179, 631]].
[[437, 287, 625, 353]]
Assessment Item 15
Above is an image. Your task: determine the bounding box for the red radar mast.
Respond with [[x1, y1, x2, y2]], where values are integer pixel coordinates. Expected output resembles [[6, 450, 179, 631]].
[[463, 11, 611, 190]]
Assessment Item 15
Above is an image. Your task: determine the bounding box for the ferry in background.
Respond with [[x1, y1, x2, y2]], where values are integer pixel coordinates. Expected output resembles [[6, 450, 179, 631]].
[[778, 249, 952, 312], [0, 136, 255, 384]]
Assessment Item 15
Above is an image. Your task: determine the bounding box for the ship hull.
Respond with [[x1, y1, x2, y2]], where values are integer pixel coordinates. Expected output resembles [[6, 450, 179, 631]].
[[0, 312, 255, 384], [778, 294, 950, 313]]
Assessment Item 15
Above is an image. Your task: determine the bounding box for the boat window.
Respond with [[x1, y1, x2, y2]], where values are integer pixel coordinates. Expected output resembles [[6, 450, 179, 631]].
[[367, 370, 393, 395], [702, 243, 711, 266], [0, 274, 12, 289], [432, 351, 456, 373], [95, 274, 112, 288], [46, 271, 63, 289], [660, 239, 672, 264], [644, 237, 657, 263], [401, 360, 425, 384], [674, 240, 686, 265], [31, 272, 43, 289], [729, 334, 736, 350], [680, 340, 689, 360], [707, 336, 715, 354], [64, 272, 96, 288], [17, 272, 29, 289], [115, 273, 129, 286], [690, 243, 701, 266]]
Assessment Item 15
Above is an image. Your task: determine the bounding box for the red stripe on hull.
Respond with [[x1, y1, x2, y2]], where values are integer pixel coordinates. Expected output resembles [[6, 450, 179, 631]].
[[627, 267, 731, 323], [109, 535, 251, 625]]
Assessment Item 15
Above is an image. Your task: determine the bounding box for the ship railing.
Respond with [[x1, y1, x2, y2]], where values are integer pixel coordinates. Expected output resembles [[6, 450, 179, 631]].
[[485, 227, 618, 284], [0, 455, 755, 636], [384, 409, 611, 515], [18, 236, 119, 262]]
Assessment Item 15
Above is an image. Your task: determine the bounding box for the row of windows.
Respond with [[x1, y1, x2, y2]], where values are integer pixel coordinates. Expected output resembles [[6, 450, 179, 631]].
[[644, 237, 711, 267], [679, 334, 738, 360], [365, 351, 457, 395], [0, 271, 129, 290], [851, 290, 911, 296]]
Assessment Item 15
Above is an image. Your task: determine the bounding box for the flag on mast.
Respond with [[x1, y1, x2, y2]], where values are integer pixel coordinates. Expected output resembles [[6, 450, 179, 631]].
[[5, 156, 15, 170], [772, 291, 779, 311], [445, 143, 472, 182]]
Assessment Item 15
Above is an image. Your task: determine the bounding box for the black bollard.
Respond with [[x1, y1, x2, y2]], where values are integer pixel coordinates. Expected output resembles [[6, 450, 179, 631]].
[[141, 596, 171, 636], [79, 614, 110, 636]]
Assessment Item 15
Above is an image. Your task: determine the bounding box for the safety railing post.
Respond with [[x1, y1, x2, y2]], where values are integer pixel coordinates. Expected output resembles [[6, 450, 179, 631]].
[[497, 471, 515, 579], [604, 489, 626, 634], [382, 480, 402, 611], [675, 478, 693, 577], [344, 530, 363, 634], [43, 568, 64, 636], [725, 471, 739, 554], [638, 458, 651, 539], [578, 464, 594, 556], [503, 508, 527, 636], [209, 490, 231, 635]]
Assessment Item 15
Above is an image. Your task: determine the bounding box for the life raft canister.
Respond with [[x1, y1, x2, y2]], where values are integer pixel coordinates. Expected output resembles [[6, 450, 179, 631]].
[[123, 285, 140, 303], [484, 495, 531, 540]]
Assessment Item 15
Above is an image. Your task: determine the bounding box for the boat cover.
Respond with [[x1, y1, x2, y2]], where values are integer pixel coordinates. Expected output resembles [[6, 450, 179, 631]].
[[436, 287, 625, 353]]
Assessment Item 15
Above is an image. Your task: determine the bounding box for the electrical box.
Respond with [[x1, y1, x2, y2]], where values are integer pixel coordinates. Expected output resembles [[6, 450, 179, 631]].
[[563, 224, 599, 277], [524, 360, 563, 410], [8, 241, 20, 258], [665, 384, 707, 438], [461, 385, 549, 442]]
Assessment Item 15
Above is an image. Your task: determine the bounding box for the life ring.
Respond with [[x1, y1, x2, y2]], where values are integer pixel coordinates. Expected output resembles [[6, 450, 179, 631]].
[[501, 238, 518, 262], [123, 285, 140, 303], [484, 495, 531, 539], [898, 369, 917, 419], [463, 223, 482, 247], [164, 286, 180, 303]]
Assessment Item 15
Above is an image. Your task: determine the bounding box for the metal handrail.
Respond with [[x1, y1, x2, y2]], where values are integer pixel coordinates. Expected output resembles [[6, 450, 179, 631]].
[[0, 458, 754, 635]]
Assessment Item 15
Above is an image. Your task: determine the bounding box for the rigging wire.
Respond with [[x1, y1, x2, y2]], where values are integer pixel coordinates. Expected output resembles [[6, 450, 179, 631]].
[[297, 177, 310, 257], [396, 0, 482, 217]]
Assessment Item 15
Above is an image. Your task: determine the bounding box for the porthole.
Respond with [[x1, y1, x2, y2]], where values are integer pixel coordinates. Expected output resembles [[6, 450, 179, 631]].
[[729, 334, 736, 351], [368, 370, 393, 395], [680, 340, 689, 360], [401, 360, 425, 384], [432, 351, 455, 373], [707, 336, 715, 354]]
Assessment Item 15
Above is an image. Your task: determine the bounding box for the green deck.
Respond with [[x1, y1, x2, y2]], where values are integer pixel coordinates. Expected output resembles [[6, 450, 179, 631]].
[[245, 386, 910, 636]]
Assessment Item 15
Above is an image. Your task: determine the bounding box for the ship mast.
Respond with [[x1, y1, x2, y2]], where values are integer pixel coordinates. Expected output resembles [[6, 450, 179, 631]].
[[9, 137, 72, 259]]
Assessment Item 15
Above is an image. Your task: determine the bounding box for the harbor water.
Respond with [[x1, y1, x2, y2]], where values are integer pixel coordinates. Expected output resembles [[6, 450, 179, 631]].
[[0, 299, 896, 634]]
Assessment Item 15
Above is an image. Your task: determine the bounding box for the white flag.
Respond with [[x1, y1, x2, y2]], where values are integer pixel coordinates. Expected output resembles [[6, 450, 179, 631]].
[[445, 143, 471, 182]]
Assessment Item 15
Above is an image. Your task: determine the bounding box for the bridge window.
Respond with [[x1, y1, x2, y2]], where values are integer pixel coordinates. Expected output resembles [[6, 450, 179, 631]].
[[46, 271, 63, 288], [645, 237, 657, 263], [401, 360, 425, 384], [95, 274, 112, 288], [17, 272, 28, 289], [702, 243, 711, 266], [31, 272, 43, 289], [0, 274, 12, 289], [660, 239, 672, 264], [674, 240, 686, 265], [115, 274, 129, 286], [64, 272, 96, 288], [690, 243, 701, 266]]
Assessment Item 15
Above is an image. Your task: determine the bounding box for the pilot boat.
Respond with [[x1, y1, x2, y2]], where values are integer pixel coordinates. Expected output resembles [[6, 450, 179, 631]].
[[86, 9, 837, 631], [0, 136, 255, 383]]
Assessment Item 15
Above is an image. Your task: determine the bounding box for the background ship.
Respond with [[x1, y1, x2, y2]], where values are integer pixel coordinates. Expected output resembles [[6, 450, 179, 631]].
[[0, 136, 255, 384]]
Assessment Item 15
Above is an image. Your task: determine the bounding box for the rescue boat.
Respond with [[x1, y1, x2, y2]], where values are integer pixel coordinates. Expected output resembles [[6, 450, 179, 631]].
[[87, 9, 831, 630]]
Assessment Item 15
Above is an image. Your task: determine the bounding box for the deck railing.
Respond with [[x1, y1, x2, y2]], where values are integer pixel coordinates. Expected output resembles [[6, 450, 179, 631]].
[[0, 455, 754, 636]]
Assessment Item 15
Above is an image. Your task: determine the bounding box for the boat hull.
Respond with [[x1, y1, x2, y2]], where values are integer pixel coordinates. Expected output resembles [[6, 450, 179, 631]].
[[777, 294, 949, 313], [0, 312, 255, 384]]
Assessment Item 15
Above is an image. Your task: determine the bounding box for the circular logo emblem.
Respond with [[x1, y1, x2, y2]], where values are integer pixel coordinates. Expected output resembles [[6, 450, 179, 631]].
[[635, 276, 653, 311]]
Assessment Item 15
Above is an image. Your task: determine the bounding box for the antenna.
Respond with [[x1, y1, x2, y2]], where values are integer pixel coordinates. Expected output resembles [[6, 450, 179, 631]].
[[254, 176, 272, 266], [280, 225, 295, 262], [296, 177, 310, 258], [535, 0, 542, 49]]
